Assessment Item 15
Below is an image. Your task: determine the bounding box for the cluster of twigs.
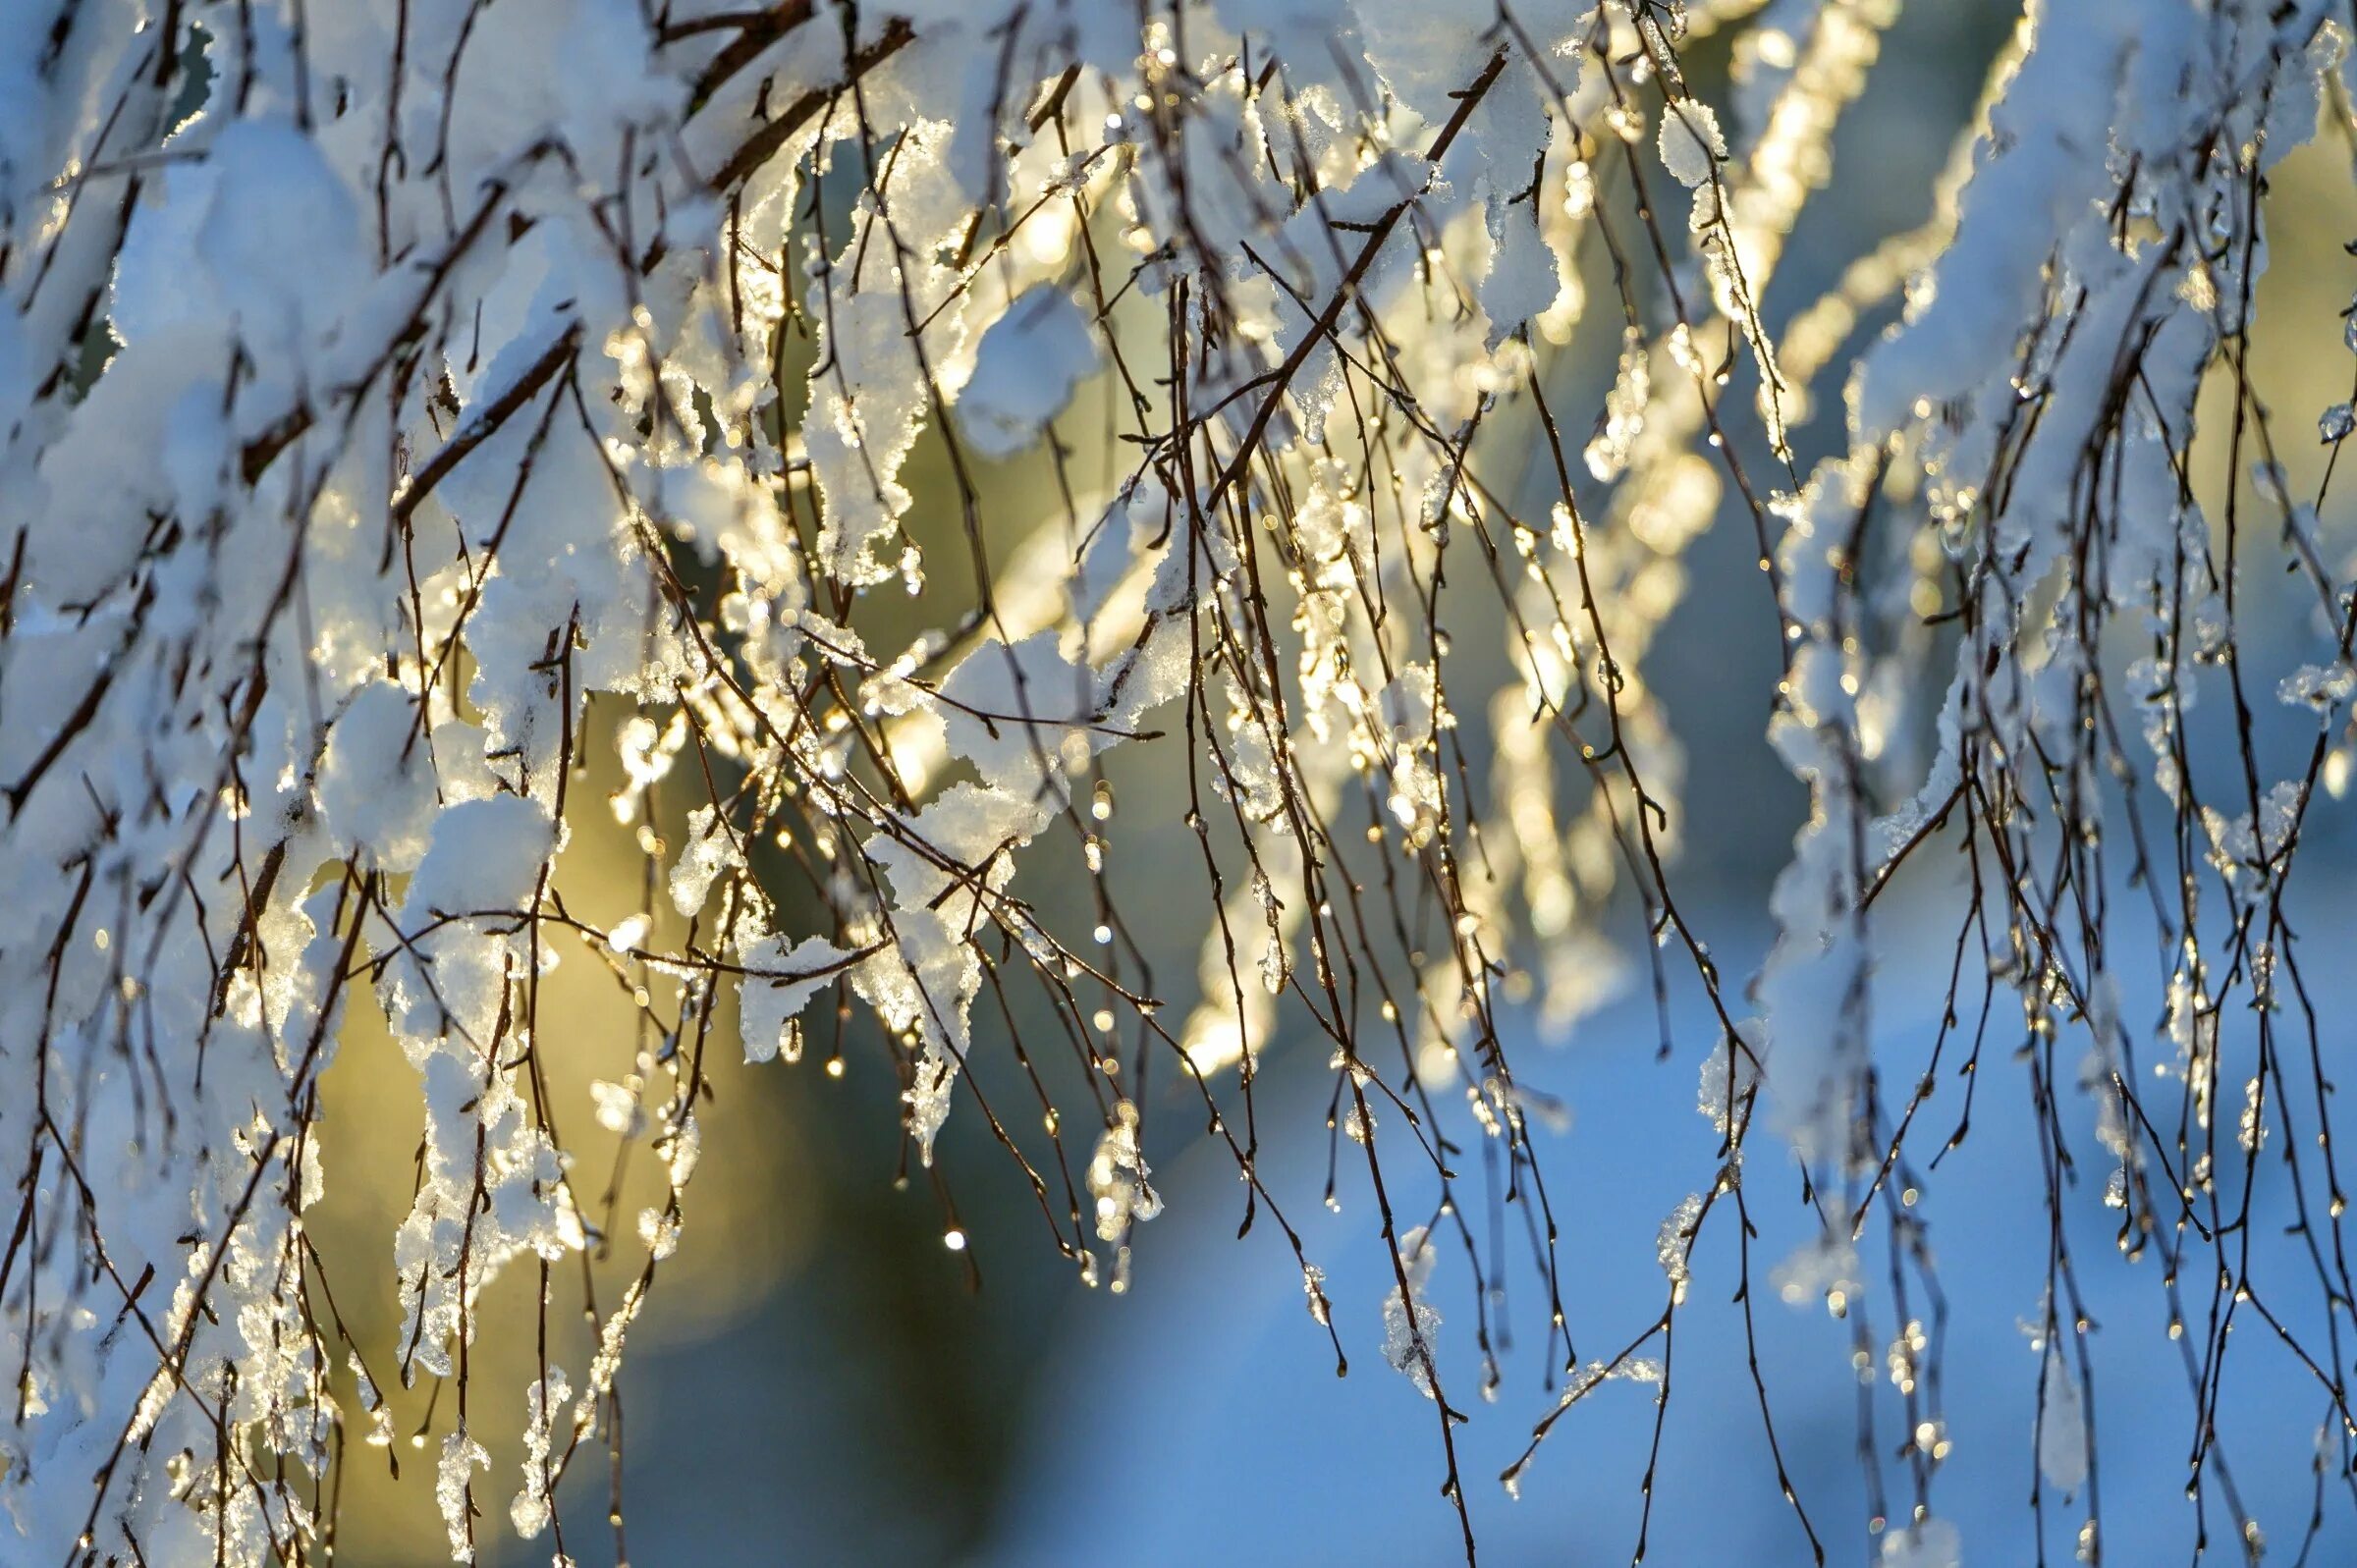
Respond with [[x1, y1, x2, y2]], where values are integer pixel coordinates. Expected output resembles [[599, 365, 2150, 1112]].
[[10, 1, 2357, 1564]]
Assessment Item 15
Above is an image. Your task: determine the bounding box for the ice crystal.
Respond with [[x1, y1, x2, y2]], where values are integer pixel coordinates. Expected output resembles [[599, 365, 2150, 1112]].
[[1382, 1226, 1445, 1397]]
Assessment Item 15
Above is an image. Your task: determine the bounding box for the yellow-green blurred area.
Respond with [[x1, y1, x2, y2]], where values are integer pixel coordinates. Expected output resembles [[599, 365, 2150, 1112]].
[[312, 273, 1161, 1564], [301, 8, 2357, 1564]]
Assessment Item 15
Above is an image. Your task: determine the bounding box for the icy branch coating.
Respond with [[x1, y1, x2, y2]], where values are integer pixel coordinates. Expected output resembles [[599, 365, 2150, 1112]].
[[1, 0, 2353, 1564]]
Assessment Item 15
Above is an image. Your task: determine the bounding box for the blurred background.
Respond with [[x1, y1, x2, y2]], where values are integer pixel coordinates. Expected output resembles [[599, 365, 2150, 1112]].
[[308, 4, 2357, 1563]]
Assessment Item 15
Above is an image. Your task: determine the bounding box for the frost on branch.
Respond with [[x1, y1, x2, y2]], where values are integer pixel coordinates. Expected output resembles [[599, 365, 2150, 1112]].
[[1656, 99, 1725, 189], [1880, 1516, 1962, 1568], [737, 935, 859, 1064], [1380, 1225, 1445, 1399], [4, 0, 2356, 1564]]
